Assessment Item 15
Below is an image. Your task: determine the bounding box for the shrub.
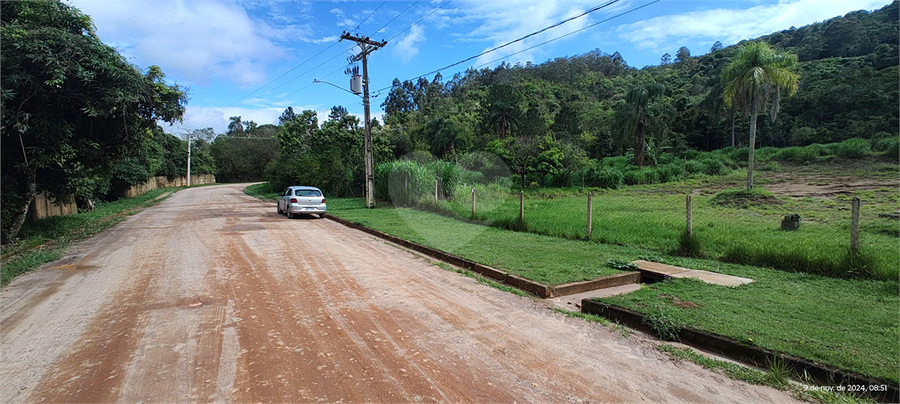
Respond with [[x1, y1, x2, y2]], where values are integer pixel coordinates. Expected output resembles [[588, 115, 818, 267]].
[[624, 169, 658, 185], [575, 165, 623, 189], [684, 159, 704, 175], [698, 158, 728, 175], [835, 138, 871, 159], [656, 163, 683, 183], [773, 146, 819, 164], [872, 137, 899, 154], [727, 147, 750, 165]]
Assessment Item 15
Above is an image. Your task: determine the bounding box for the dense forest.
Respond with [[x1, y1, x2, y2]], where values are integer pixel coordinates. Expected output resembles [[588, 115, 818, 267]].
[[259, 0, 897, 195], [2, 1, 897, 242]]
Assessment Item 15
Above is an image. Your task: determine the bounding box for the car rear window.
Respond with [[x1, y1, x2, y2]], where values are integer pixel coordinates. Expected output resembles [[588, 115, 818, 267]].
[[296, 190, 322, 197]]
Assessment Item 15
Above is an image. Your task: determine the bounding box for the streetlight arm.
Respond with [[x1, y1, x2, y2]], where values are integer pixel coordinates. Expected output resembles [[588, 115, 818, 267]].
[[313, 79, 362, 98]]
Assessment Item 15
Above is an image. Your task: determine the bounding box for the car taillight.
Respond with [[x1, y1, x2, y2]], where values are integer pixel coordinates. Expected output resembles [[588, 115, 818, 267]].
[[290, 198, 297, 203], [321, 198, 326, 204]]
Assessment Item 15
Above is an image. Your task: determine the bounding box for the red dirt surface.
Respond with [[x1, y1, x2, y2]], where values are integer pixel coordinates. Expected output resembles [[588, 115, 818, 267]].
[[1, 184, 798, 403]]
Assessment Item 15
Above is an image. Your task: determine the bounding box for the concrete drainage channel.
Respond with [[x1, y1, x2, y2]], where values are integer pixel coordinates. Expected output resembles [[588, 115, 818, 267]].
[[325, 215, 899, 403]]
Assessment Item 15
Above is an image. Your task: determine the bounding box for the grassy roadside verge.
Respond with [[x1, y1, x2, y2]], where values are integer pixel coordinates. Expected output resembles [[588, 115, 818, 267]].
[[247, 182, 899, 386], [1, 188, 180, 286], [246, 184, 629, 285]]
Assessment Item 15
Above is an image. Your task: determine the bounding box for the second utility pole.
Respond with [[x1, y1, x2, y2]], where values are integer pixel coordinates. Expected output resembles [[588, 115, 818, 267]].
[[341, 32, 386, 209]]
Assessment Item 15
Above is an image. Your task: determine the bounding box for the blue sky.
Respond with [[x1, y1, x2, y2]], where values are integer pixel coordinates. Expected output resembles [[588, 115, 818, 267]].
[[69, 0, 889, 136]]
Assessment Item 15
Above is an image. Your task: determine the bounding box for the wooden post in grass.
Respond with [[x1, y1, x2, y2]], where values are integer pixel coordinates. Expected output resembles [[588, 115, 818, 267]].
[[686, 194, 693, 238], [851, 197, 861, 253], [471, 188, 476, 219], [435, 179, 438, 201], [587, 192, 593, 239], [519, 190, 525, 223]]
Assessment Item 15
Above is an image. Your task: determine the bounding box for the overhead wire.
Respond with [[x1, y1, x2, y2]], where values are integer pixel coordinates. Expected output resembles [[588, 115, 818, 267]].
[[387, 0, 451, 43], [389, 0, 620, 89], [374, 1, 419, 35], [294, 1, 440, 101], [266, 0, 429, 102], [354, 1, 387, 32], [373, 0, 658, 95], [471, 0, 661, 71], [229, 1, 394, 107]]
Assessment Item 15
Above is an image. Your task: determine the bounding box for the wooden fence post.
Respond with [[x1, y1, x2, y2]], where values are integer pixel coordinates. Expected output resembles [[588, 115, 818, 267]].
[[471, 188, 476, 219], [587, 192, 593, 239], [519, 190, 525, 224], [686, 194, 693, 238], [851, 197, 861, 253]]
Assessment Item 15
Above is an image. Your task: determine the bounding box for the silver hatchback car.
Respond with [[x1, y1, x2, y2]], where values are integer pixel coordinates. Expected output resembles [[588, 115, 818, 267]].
[[277, 186, 327, 219]]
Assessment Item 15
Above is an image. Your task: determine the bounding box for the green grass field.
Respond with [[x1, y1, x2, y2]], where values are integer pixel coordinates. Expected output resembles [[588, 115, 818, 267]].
[[429, 168, 899, 281], [296, 178, 899, 385]]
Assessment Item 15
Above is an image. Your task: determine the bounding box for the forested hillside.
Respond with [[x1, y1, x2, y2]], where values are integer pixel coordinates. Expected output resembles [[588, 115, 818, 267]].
[[258, 1, 897, 195]]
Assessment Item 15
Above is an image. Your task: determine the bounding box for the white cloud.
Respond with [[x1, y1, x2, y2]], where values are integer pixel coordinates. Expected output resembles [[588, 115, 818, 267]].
[[617, 0, 889, 55], [442, 0, 604, 67], [392, 24, 426, 63], [179, 105, 286, 134], [72, 0, 286, 87]]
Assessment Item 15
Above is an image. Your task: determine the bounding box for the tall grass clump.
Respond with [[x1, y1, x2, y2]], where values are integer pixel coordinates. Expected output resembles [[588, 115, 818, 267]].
[[375, 159, 433, 206], [571, 164, 623, 189], [675, 230, 703, 257], [834, 138, 872, 159], [375, 156, 512, 214]]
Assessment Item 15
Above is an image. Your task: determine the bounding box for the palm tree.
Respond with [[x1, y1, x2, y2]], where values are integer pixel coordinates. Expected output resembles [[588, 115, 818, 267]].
[[487, 102, 519, 139], [721, 41, 799, 189], [227, 116, 244, 135], [615, 82, 667, 168]]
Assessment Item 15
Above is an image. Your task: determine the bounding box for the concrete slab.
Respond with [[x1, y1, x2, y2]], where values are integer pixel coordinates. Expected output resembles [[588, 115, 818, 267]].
[[670, 269, 754, 287], [632, 260, 690, 276], [632, 260, 753, 287], [545, 283, 642, 312]]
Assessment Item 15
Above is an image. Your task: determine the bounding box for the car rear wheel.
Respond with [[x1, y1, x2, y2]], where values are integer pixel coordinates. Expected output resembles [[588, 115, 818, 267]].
[[319, 213, 326, 219], [287, 210, 293, 219]]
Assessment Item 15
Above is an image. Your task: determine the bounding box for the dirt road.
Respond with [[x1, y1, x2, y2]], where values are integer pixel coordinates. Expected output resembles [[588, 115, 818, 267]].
[[1, 184, 798, 403]]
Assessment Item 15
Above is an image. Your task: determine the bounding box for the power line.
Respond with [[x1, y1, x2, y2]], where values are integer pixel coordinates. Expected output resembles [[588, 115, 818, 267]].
[[375, 1, 419, 35], [374, 0, 656, 94], [472, 0, 661, 70], [238, 2, 432, 106], [354, 1, 387, 32], [228, 40, 342, 106], [387, 0, 451, 43], [413, 0, 620, 81]]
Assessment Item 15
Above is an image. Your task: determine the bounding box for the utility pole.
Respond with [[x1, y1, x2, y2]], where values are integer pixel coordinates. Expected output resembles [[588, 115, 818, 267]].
[[341, 32, 386, 209], [186, 130, 192, 186]]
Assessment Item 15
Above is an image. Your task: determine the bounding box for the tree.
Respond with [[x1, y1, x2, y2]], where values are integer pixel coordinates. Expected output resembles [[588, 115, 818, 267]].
[[710, 41, 724, 53], [278, 106, 297, 125], [227, 116, 244, 135], [425, 116, 472, 157], [660, 53, 672, 65], [485, 83, 521, 139], [1, 0, 186, 243], [721, 41, 799, 189], [276, 109, 318, 153], [487, 102, 519, 139], [614, 82, 667, 167]]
